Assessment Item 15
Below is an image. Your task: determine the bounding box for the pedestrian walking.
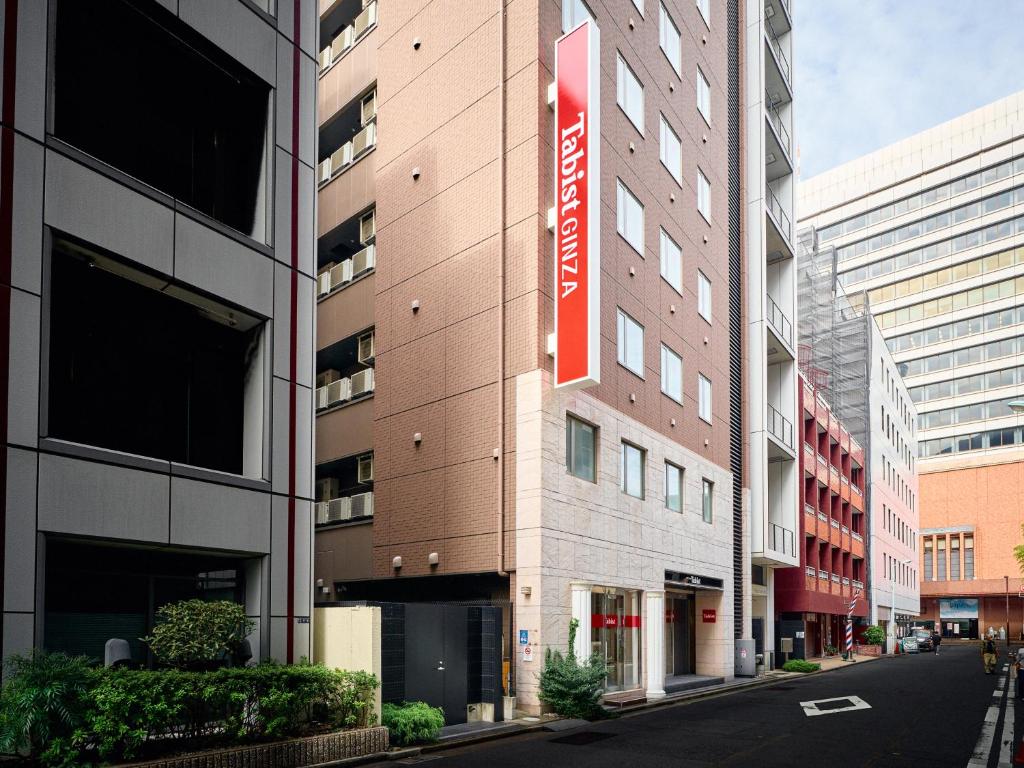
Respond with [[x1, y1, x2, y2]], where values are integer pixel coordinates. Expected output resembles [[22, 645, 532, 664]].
[[932, 630, 941, 655], [982, 634, 998, 674], [1016, 646, 1024, 700]]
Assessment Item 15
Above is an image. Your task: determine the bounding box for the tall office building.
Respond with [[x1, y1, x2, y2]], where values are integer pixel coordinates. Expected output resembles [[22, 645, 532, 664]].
[[0, 0, 317, 664], [799, 93, 1024, 638], [312, 0, 797, 712]]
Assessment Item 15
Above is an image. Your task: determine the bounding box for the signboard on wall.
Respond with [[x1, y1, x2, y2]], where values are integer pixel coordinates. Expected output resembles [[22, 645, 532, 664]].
[[702, 609, 717, 623], [939, 598, 979, 619], [553, 20, 600, 390]]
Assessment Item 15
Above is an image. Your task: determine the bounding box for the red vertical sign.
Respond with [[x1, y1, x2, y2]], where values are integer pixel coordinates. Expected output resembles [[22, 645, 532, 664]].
[[554, 20, 600, 389]]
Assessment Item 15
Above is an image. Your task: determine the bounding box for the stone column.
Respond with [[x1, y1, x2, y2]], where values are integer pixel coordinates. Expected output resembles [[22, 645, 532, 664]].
[[570, 582, 592, 659], [646, 590, 666, 699]]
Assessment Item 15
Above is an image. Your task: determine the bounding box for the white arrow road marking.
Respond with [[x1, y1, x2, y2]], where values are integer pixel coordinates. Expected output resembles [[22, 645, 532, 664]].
[[799, 696, 871, 717]]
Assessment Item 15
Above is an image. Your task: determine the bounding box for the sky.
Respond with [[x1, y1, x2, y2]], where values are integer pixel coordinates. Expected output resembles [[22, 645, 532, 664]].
[[794, 0, 1023, 181]]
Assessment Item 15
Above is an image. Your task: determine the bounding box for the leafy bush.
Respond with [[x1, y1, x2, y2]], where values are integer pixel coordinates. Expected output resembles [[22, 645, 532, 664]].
[[82, 662, 378, 763], [538, 618, 607, 720], [782, 659, 821, 673], [142, 599, 255, 670], [861, 625, 886, 646], [382, 701, 445, 746], [0, 651, 93, 767]]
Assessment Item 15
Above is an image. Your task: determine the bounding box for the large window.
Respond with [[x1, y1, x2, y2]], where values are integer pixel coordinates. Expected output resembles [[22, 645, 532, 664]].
[[697, 68, 711, 123], [659, 3, 681, 75], [937, 537, 946, 580], [964, 535, 974, 579], [660, 229, 682, 293], [566, 415, 597, 482], [698, 374, 712, 423], [47, 237, 265, 477], [53, 0, 270, 242], [661, 344, 683, 403], [950, 537, 961, 580], [660, 115, 682, 185], [924, 538, 933, 581], [697, 170, 711, 222], [617, 309, 645, 377], [621, 442, 645, 498], [616, 53, 645, 133], [616, 179, 645, 254], [698, 270, 712, 322], [562, 0, 594, 31], [665, 462, 683, 512], [702, 478, 713, 522]]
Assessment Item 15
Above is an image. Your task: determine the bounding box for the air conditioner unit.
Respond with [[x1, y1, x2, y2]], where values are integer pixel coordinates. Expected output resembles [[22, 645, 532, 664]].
[[350, 491, 374, 518], [330, 143, 352, 173], [317, 270, 332, 297], [359, 210, 376, 244], [357, 454, 374, 484], [330, 259, 352, 288], [352, 122, 376, 159], [315, 369, 340, 389], [331, 26, 353, 60], [357, 331, 375, 364], [354, 1, 376, 37], [351, 368, 374, 397], [318, 47, 332, 71], [361, 90, 377, 126], [315, 477, 341, 502], [327, 377, 352, 405], [352, 244, 375, 277], [315, 385, 328, 411], [327, 497, 352, 523], [317, 158, 332, 185], [315, 501, 329, 525]]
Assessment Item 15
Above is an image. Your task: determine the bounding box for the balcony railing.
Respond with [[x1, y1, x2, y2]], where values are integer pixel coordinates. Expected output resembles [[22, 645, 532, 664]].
[[841, 525, 850, 536], [316, 243, 376, 298], [318, 0, 378, 72], [842, 577, 850, 586], [830, 518, 840, 529], [765, 17, 791, 86], [805, 566, 816, 577], [818, 569, 829, 580], [852, 579, 864, 590], [765, 93, 792, 158], [852, 484, 863, 496], [852, 531, 863, 542], [841, 475, 850, 486], [766, 402, 794, 449], [765, 183, 792, 242], [318, 121, 377, 187], [830, 573, 840, 583], [766, 293, 793, 347], [804, 503, 816, 517], [769, 523, 795, 557], [315, 490, 375, 525], [817, 511, 828, 523], [315, 367, 376, 410], [817, 453, 827, 467]]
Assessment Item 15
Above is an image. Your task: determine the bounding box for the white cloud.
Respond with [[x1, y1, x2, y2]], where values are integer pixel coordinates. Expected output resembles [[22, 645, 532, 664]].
[[795, 0, 1024, 180]]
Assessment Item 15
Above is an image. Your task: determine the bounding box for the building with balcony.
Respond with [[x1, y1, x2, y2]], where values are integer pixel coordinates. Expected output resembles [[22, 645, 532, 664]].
[[775, 373, 867, 658], [799, 94, 1024, 642], [744, 0, 799, 660], [0, 0, 317, 664]]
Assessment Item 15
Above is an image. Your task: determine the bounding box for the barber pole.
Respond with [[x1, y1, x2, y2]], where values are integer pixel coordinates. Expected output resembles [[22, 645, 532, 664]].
[[553, 19, 600, 389], [847, 590, 861, 659]]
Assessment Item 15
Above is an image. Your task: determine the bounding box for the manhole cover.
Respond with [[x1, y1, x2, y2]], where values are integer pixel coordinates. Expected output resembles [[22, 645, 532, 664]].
[[550, 731, 616, 746]]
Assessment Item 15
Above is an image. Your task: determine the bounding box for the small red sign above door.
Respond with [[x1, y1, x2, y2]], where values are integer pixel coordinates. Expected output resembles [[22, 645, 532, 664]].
[[702, 609, 717, 623]]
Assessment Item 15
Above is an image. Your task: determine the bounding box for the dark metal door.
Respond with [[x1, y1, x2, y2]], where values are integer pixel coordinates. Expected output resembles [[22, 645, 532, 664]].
[[442, 606, 468, 721], [403, 604, 470, 725]]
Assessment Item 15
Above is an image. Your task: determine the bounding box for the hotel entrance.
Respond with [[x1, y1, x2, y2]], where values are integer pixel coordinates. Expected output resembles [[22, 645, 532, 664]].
[[665, 594, 696, 676], [590, 587, 641, 692]]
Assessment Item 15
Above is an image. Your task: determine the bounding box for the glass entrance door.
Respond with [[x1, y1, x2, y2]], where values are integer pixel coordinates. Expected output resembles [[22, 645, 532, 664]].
[[591, 588, 640, 692], [664, 595, 694, 676]]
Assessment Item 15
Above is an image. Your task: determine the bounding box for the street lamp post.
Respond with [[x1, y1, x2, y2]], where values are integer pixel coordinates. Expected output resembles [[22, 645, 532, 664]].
[[891, 557, 913, 654]]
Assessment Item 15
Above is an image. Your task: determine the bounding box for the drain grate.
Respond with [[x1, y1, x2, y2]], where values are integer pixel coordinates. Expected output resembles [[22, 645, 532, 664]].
[[550, 731, 616, 746]]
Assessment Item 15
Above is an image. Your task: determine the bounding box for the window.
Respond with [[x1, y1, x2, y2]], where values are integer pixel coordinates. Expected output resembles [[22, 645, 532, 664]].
[[566, 415, 596, 482], [659, 3, 681, 75], [696, 0, 710, 27], [702, 478, 713, 522], [697, 169, 711, 222], [964, 535, 974, 579], [562, 0, 594, 31], [617, 309, 645, 376], [616, 53, 644, 133], [698, 270, 712, 322], [665, 462, 683, 512], [923, 538, 933, 581], [698, 374, 712, 423], [661, 344, 683, 402], [659, 115, 682, 185], [659, 229, 682, 293], [937, 537, 946, 580], [631, 0, 644, 14], [54, 0, 271, 242], [697, 68, 711, 123], [616, 179, 645, 253], [621, 442, 645, 498], [950, 537, 961, 580]]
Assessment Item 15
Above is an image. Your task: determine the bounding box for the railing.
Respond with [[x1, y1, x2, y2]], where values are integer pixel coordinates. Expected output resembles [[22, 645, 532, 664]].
[[318, 121, 377, 186], [766, 293, 793, 347], [841, 525, 850, 536], [817, 512, 828, 523], [817, 453, 827, 467], [841, 475, 850, 486], [319, 0, 378, 72], [852, 579, 864, 590], [804, 504, 816, 517], [830, 518, 840, 529], [818, 569, 829, 580], [769, 523, 795, 557], [829, 466, 840, 481], [852, 531, 863, 542], [841, 577, 850, 586], [766, 402, 794, 449], [852, 484, 863, 496], [765, 93, 792, 158], [831, 573, 840, 583], [316, 243, 376, 298], [765, 183, 793, 242], [765, 17, 791, 86], [804, 442, 814, 457]]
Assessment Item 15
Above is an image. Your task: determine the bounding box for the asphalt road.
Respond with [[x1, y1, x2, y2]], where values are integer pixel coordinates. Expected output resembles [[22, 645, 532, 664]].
[[377, 643, 1021, 768]]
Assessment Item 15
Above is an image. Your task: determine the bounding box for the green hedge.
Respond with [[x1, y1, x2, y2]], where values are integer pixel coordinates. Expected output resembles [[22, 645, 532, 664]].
[[781, 659, 821, 673], [382, 701, 445, 746]]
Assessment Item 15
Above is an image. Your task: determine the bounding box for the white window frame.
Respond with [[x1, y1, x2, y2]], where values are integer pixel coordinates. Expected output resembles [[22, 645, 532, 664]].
[[621, 441, 646, 499], [659, 229, 682, 294], [566, 414, 597, 482], [617, 308, 645, 377], [562, 0, 594, 32], [697, 169, 711, 222], [616, 179, 644, 254], [698, 373, 712, 423], [665, 462, 683, 512], [697, 269, 712, 322], [696, 0, 710, 28], [659, 3, 681, 76], [702, 478, 714, 523], [616, 53, 645, 134], [631, 0, 644, 15], [659, 114, 682, 186], [697, 67, 711, 124], [661, 343, 683, 403]]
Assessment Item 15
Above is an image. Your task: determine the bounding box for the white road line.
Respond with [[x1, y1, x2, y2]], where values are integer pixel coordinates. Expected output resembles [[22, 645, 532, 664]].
[[969, 704, 1004, 766], [998, 674, 1015, 768], [970, 665, 1014, 768]]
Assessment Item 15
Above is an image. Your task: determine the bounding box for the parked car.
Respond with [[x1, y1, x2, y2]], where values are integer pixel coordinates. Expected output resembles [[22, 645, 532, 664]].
[[901, 635, 919, 653], [911, 628, 934, 651]]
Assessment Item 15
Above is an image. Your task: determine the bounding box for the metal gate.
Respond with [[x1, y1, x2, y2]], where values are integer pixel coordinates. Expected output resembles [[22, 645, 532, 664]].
[[404, 604, 470, 724]]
